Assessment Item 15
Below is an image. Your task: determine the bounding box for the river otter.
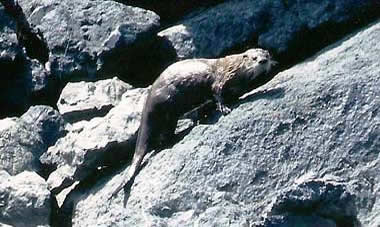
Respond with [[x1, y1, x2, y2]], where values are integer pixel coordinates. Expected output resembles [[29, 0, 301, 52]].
[[111, 48, 277, 198]]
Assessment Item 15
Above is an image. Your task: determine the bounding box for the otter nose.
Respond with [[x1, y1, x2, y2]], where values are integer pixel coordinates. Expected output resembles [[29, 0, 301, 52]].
[[259, 59, 268, 64]]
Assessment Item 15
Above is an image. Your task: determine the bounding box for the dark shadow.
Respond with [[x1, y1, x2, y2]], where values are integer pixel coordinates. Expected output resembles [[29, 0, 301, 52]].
[[98, 35, 177, 88], [0, 54, 29, 118], [0, 0, 49, 63], [59, 105, 114, 124], [114, 0, 226, 25], [119, 123, 198, 206], [54, 156, 134, 227], [274, 4, 380, 68]]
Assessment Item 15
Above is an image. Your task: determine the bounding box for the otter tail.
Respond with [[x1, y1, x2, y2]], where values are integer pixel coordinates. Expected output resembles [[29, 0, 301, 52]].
[[109, 152, 144, 199]]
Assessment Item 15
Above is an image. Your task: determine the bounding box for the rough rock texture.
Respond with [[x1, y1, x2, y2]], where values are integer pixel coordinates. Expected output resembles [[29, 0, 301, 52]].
[[0, 5, 20, 62], [0, 0, 163, 117], [40, 86, 149, 194], [57, 77, 132, 122], [0, 5, 51, 117], [1, 1, 380, 226], [67, 20, 380, 226], [118, 0, 226, 22], [16, 0, 160, 81], [263, 175, 358, 226], [159, 0, 379, 63], [2, 0, 379, 118], [0, 171, 53, 227], [0, 105, 65, 176]]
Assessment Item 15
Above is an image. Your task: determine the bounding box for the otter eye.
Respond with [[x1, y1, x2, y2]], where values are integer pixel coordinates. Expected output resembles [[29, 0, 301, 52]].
[[259, 59, 268, 64], [252, 56, 257, 61]]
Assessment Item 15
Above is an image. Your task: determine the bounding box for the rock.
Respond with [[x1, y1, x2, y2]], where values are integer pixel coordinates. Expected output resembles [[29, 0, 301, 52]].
[[0, 6, 21, 63], [20, 105, 66, 147], [0, 5, 55, 118], [260, 216, 336, 227], [0, 118, 17, 132], [0, 52, 52, 118], [0, 171, 53, 227], [263, 175, 358, 226], [119, 0, 226, 22], [17, 0, 160, 82], [0, 5, 28, 117], [0, 116, 42, 176], [0, 0, 49, 64], [68, 19, 380, 226], [0, 105, 65, 176], [40, 86, 150, 194], [57, 77, 133, 123], [159, 0, 379, 63]]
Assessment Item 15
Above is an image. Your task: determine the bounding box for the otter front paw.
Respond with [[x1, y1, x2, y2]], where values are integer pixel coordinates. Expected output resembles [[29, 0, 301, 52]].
[[217, 102, 231, 115]]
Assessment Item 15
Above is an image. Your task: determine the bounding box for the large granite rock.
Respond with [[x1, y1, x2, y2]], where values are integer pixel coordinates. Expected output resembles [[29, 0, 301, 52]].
[[40, 86, 149, 194], [0, 5, 51, 117], [17, 0, 160, 81], [0, 171, 53, 227], [159, 0, 379, 63], [65, 19, 380, 226], [119, 0, 226, 22], [0, 105, 65, 176], [263, 176, 359, 226], [0, 5, 21, 62], [57, 77, 132, 122]]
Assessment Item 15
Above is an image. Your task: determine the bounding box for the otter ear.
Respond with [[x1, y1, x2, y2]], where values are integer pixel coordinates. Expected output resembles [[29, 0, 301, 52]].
[[243, 54, 248, 59]]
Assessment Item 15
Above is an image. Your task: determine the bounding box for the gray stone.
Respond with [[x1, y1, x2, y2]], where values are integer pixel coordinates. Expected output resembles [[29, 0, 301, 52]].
[[0, 5, 53, 117], [0, 171, 52, 227], [261, 215, 336, 227], [0, 5, 28, 116], [119, 0, 226, 22], [40, 86, 149, 194], [20, 105, 66, 147], [68, 19, 380, 226], [0, 105, 65, 176], [0, 118, 42, 176], [159, 0, 379, 61], [0, 118, 17, 132], [17, 0, 160, 81], [0, 6, 21, 63], [57, 77, 133, 122], [264, 176, 357, 226]]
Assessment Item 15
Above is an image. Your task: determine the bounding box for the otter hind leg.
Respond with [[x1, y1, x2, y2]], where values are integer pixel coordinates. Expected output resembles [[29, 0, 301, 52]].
[[158, 114, 178, 147]]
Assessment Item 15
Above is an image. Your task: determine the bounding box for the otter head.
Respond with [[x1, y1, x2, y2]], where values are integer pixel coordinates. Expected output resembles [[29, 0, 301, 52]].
[[218, 48, 277, 102], [241, 48, 277, 79]]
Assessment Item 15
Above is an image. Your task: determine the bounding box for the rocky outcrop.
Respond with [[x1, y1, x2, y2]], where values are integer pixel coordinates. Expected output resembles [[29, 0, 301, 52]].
[[57, 77, 132, 122], [0, 105, 65, 176], [0, 0, 49, 63], [40, 84, 149, 194], [118, 0, 226, 22], [159, 0, 379, 64], [16, 0, 160, 81], [0, 0, 161, 116], [66, 19, 380, 226], [264, 176, 359, 226], [0, 5, 51, 117], [1, 1, 380, 226], [1, 0, 379, 118], [0, 171, 53, 227]]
